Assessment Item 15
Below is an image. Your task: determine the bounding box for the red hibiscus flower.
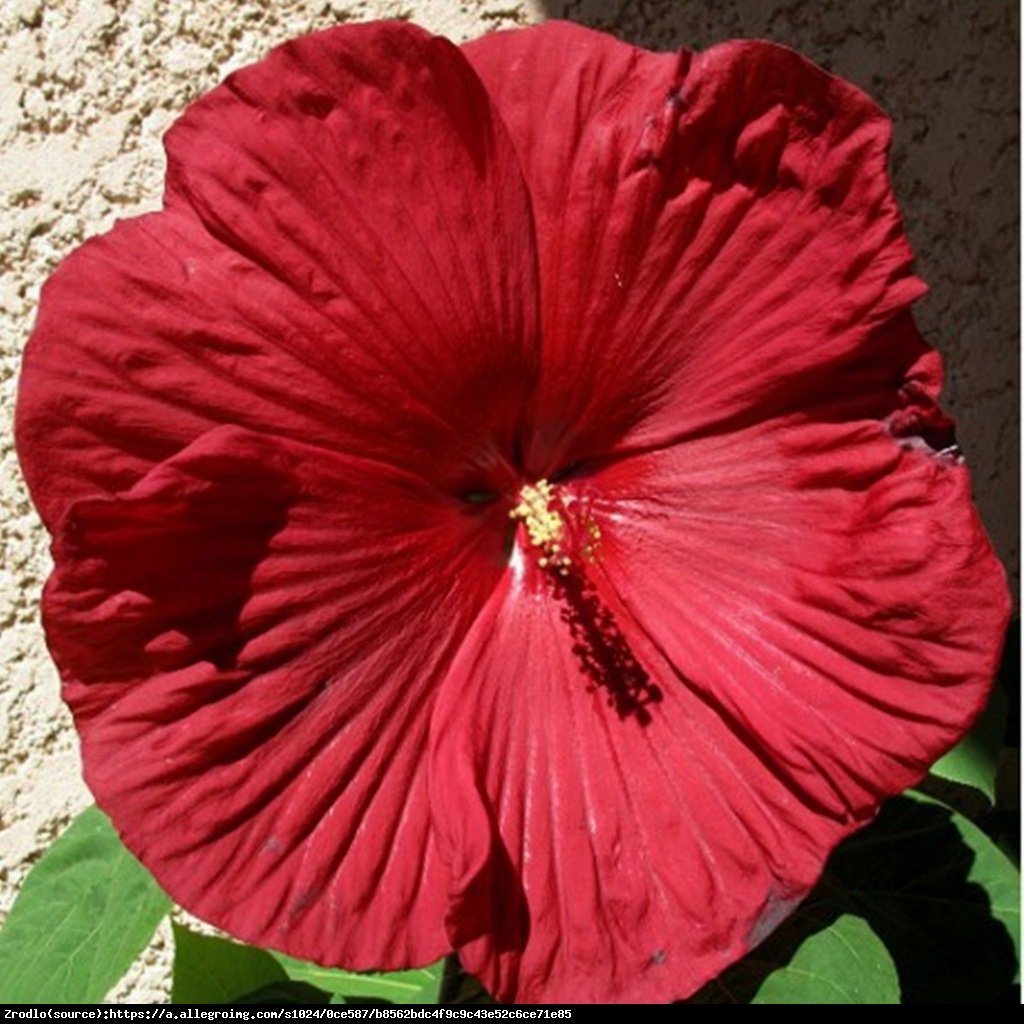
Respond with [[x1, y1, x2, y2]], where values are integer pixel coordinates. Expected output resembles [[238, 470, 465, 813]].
[[16, 19, 1009, 1004]]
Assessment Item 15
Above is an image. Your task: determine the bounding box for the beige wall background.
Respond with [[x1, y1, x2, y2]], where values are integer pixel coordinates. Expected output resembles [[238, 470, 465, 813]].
[[1, 0, 1017, 1002]]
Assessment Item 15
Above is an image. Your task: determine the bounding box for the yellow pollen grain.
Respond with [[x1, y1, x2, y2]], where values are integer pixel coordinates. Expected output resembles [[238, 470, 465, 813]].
[[509, 479, 572, 574]]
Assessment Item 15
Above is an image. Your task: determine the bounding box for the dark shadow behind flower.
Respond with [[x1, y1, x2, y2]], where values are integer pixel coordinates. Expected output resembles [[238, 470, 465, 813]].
[[15, 19, 1010, 1003]]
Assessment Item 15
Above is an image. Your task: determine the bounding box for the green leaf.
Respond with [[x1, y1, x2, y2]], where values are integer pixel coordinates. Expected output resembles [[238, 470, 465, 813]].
[[272, 953, 444, 1004], [931, 683, 1008, 801], [235, 981, 331, 1004], [750, 915, 899, 1004], [171, 925, 288, 1004], [841, 791, 1020, 999], [693, 909, 900, 1004], [171, 926, 445, 1005], [693, 792, 1019, 1004], [0, 805, 171, 1003]]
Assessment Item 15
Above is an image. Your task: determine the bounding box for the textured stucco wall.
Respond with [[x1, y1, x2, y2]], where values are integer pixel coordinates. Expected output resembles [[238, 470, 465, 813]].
[[0, 0, 1017, 1003]]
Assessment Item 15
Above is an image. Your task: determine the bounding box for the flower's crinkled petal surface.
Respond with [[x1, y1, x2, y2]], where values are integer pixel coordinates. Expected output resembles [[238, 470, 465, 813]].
[[18, 21, 538, 529], [464, 22, 926, 472], [430, 409, 1008, 1002], [45, 423, 511, 968]]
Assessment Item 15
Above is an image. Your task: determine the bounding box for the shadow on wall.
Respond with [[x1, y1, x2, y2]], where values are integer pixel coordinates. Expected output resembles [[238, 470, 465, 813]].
[[536, 0, 1021, 601]]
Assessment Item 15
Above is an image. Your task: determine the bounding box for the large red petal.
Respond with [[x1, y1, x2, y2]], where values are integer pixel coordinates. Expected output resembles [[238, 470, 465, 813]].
[[429, 414, 1008, 1002], [591, 410, 1009, 810], [464, 23, 924, 473], [430, 567, 800, 1003], [19, 22, 537, 529], [45, 424, 508, 968]]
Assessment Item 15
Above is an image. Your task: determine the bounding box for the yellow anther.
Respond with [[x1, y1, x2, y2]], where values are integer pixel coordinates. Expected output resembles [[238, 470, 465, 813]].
[[509, 479, 573, 573], [582, 518, 603, 563]]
